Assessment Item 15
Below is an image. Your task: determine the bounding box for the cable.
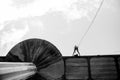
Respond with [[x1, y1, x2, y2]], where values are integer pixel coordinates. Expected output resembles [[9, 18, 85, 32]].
[[77, 0, 105, 48]]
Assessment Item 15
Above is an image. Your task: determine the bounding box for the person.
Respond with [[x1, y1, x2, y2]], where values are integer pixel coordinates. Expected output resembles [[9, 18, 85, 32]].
[[72, 45, 80, 57]]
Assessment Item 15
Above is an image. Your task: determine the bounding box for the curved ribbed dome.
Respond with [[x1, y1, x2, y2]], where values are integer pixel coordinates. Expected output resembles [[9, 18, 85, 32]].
[[4, 38, 64, 80]]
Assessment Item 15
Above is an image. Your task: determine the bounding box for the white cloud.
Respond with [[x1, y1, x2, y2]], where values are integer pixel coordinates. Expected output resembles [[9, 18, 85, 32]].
[[0, 24, 29, 47], [0, 0, 108, 23]]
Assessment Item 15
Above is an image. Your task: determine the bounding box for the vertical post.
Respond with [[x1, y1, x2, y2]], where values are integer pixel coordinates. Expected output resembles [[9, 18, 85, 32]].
[[87, 57, 93, 80], [63, 58, 66, 80], [114, 57, 120, 80]]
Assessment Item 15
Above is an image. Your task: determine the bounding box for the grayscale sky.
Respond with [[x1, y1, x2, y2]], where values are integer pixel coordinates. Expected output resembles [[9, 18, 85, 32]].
[[0, 0, 120, 56]]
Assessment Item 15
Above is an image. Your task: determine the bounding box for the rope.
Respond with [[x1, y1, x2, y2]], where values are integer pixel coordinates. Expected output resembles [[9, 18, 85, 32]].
[[77, 0, 105, 47]]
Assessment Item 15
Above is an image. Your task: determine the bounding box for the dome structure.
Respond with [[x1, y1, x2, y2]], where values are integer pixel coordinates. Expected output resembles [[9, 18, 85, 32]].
[[2, 38, 64, 80]]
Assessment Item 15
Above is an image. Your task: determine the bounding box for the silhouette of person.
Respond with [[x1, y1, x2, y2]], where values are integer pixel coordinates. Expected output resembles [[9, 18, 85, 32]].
[[72, 45, 80, 57]]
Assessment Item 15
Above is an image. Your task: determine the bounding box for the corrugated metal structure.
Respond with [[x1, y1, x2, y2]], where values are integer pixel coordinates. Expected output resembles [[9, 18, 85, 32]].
[[63, 55, 120, 80], [0, 55, 120, 80]]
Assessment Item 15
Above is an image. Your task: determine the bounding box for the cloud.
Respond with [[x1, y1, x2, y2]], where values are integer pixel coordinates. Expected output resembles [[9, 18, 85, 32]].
[[0, 23, 29, 47], [0, 0, 110, 23]]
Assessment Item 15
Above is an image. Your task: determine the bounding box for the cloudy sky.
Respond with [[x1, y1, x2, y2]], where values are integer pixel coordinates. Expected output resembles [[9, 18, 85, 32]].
[[0, 0, 120, 56]]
